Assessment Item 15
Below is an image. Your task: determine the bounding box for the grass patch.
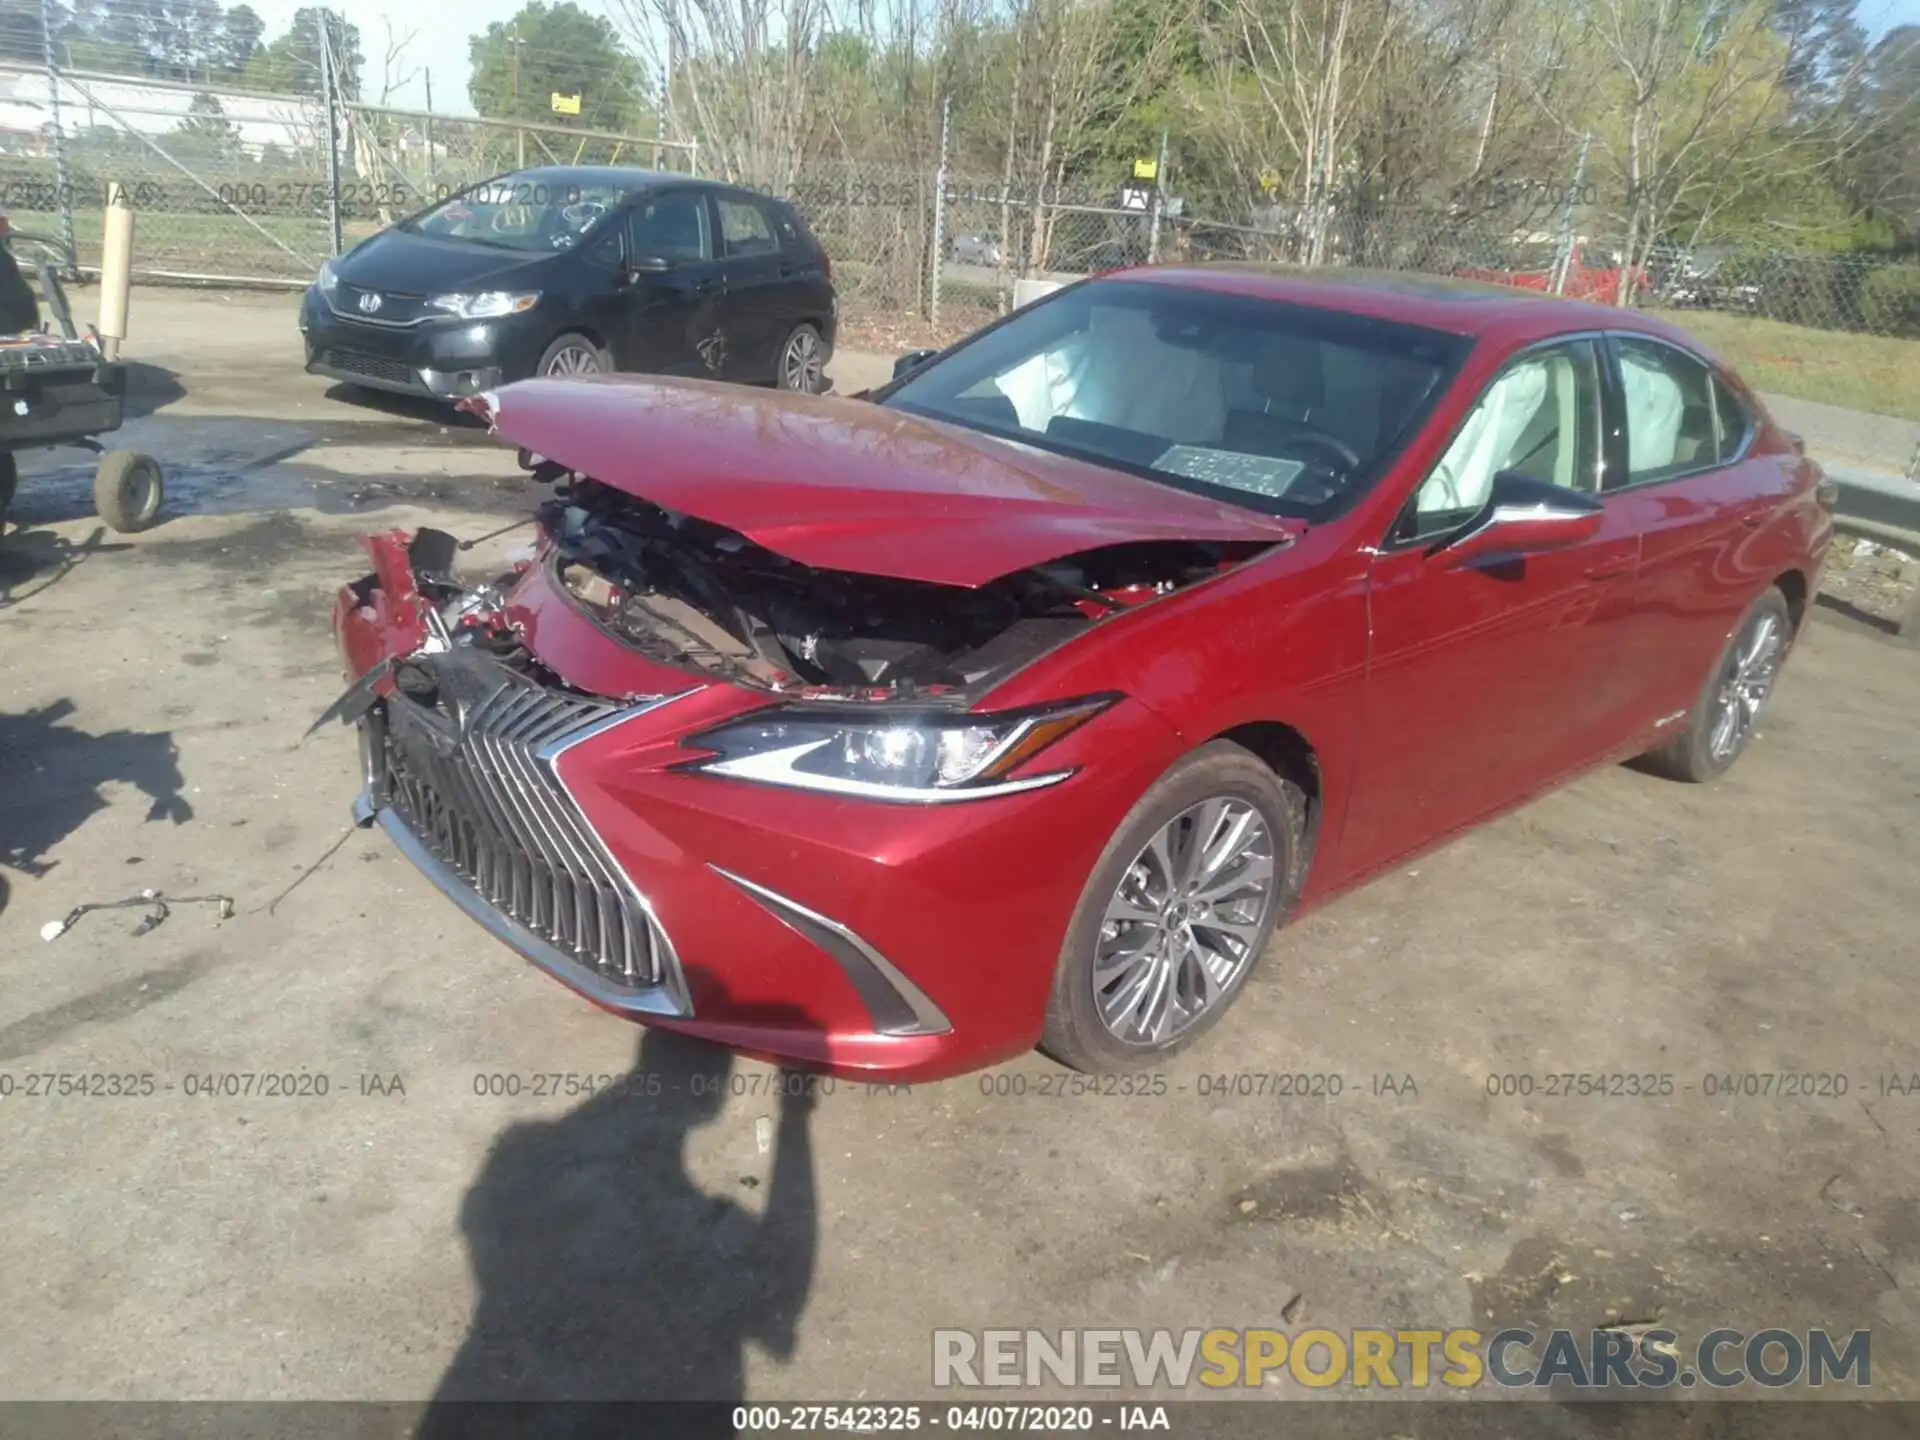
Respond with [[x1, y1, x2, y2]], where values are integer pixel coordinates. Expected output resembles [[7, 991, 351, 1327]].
[[1651, 308, 1920, 422]]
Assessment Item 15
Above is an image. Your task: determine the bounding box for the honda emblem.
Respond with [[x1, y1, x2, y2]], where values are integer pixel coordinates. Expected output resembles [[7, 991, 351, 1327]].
[[357, 291, 383, 314]]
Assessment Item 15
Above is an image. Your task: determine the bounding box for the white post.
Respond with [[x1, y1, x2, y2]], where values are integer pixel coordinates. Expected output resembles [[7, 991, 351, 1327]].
[[98, 181, 134, 359]]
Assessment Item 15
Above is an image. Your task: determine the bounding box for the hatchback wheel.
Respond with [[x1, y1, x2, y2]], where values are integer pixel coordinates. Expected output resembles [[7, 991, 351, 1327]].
[[1041, 741, 1308, 1072], [776, 323, 826, 393], [1639, 586, 1792, 782], [538, 333, 607, 378]]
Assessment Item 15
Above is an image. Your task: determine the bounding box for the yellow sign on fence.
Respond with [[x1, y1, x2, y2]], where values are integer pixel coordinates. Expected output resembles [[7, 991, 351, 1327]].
[[551, 92, 582, 116], [1133, 156, 1158, 180]]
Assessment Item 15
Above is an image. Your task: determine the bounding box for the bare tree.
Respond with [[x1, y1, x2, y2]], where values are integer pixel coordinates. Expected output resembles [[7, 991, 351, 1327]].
[[343, 21, 422, 225], [1576, 0, 1793, 302], [611, 0, 848, 191]]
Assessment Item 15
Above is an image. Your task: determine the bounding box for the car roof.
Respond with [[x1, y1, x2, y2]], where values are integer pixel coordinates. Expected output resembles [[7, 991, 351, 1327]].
[[492, 165, 771, 198], [1107, 263, 1705, 353]]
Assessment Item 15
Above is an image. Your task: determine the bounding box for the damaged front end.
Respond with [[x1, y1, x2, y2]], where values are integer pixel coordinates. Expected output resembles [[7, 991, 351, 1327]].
[[330, 524, 696, 1018], [538, 471, 1273, 704], [322, 438, 1290, 1040]]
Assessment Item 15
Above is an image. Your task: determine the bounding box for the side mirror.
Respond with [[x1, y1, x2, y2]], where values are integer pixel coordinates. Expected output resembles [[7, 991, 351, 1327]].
[[892, 348, 938, 380], [627, 255, 673, 276], [1432, 472, 1604, 569]]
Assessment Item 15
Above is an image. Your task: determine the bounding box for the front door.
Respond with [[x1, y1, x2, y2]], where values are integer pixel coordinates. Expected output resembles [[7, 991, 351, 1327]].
[[622, 188, 728, 377], [1337, 337, 1646, 876]]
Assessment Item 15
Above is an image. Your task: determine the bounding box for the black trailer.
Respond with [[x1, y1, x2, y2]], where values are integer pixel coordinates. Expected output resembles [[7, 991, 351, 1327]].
[[0, 233, 164, 537]]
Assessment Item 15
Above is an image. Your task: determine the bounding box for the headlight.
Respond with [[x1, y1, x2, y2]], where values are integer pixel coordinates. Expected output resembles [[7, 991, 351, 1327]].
[[317, 259, 338, 294], [682, 698, 1113, 802], [427, 290, 541, 320]]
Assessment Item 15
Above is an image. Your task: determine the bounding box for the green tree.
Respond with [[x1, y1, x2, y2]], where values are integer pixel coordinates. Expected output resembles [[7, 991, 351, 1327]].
[[469, 2, 648, 135], [0, 0, 69, 63], [172, 90, 243, 159], [217, 2, 264, 77], [245, 7, 360, 98]]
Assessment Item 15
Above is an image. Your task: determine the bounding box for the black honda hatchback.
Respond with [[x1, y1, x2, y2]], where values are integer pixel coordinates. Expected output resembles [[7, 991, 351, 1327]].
[[300, 167, 836, 401]]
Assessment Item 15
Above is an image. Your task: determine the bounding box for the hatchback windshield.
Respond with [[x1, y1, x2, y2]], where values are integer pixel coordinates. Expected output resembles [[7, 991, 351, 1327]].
[[883, 279, 1469, 519], [401, 174, 628, 253]]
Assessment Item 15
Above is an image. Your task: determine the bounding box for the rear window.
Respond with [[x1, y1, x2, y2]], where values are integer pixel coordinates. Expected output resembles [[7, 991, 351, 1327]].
[[1710, 373, 1754, 462], [772, 202, 813, 253]]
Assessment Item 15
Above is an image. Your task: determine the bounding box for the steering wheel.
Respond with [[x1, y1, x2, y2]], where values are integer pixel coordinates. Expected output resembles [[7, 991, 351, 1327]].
[[1271, 422, 1363, 471], [489, 205, 533, 235]]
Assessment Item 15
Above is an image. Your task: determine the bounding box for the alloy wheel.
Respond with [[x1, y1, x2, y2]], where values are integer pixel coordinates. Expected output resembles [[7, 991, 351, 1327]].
[[1093, 797, 1277, 1046], [781, 328, 824, 392], [545, 344, 602, 377], [1707, 609, 1784, 762]]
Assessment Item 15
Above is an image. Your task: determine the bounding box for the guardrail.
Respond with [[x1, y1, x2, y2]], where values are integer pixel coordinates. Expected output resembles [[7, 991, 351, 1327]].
[[1829, 480, 1920, 641]]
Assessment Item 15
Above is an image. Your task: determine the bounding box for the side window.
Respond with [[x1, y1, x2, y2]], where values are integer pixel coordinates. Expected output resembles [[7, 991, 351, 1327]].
[[717, 197, 779, 258], [627, 192, 710, 263], [1403, 340, 1602, 541], [1614, 337, 1719, 485], [1710, 372, 1753, 464], [772, 206, 803, 250]]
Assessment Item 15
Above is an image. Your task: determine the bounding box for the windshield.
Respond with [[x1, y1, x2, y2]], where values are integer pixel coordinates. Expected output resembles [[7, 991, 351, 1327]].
[[881, 280, 1469, 520], [400, 174, 628, 253]]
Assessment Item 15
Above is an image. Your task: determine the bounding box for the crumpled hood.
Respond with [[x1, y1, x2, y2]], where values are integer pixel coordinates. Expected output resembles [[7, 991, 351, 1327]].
[[463, 375, 1300, 587]]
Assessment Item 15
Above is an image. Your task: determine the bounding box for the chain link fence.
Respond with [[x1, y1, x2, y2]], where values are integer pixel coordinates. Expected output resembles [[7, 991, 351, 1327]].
[[0, 58, 686, 285], [4, 52, 1916, 346]]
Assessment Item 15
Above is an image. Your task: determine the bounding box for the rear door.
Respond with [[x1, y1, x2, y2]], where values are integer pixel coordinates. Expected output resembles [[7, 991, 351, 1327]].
[[1341, 337, 1646, 870], [1601, 333, 1800, 724], [711, 190, 789, 381]]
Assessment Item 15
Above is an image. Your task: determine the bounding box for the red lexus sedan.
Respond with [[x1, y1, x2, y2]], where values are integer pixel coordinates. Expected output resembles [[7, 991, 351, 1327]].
[[325, 266, 1834, 1080]]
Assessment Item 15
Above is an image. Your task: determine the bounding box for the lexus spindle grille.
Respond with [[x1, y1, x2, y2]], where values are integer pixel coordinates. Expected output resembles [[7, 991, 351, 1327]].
[[375, 676, 662, 992]]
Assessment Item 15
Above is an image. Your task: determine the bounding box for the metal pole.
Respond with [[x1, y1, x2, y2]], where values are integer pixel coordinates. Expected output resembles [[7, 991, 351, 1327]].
[[320, 11, 343, 255], [1147, 127, 1169, 263], [1551, 131, 1589, 297], [40, 0, 76, 274], [423, 69, 436, 196], [930, 94, 950, 325], [512, 32, 525, 168]]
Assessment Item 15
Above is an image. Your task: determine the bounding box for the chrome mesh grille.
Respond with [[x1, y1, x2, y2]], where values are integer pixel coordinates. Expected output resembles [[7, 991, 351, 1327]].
[[377, 679, 660, 991]]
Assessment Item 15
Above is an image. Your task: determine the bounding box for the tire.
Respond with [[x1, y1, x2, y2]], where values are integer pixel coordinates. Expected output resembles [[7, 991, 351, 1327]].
[[0, 451, 15, 530], [536, 333, 609, 378], [93, 450, 163, 533], [1638, 586, 1792, 783], [1040, 740, 1309, 1073], [775, 323, 826, 393]]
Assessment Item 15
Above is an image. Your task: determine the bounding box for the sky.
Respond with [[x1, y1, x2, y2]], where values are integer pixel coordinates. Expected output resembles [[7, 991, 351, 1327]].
[[245, 0, 1920, 119], [245, 0, 644, 116]]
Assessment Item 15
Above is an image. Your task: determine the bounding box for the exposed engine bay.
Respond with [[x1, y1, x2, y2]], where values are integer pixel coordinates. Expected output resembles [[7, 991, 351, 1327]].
[[519, 474, 1276, 700]]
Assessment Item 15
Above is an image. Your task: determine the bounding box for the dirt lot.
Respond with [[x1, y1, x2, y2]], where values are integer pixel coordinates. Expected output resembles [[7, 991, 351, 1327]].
[[2, 289, 1919, 1414]]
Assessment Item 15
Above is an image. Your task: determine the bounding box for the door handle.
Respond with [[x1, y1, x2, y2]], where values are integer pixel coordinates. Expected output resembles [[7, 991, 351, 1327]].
[[778, 264, 794, 278], [1583, 544, 1637, 580], [692, 278, 717, 296], [1740, 511, 1767, 529]]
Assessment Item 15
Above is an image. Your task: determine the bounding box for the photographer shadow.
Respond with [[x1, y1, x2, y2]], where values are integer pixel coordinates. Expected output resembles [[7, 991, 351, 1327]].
[[419, 993, 821, 1439]]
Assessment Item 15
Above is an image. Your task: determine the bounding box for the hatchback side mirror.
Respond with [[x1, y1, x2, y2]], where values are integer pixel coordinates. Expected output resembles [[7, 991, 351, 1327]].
[[892, 348, 938, 380], [1432, 471, 1604, 568]]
